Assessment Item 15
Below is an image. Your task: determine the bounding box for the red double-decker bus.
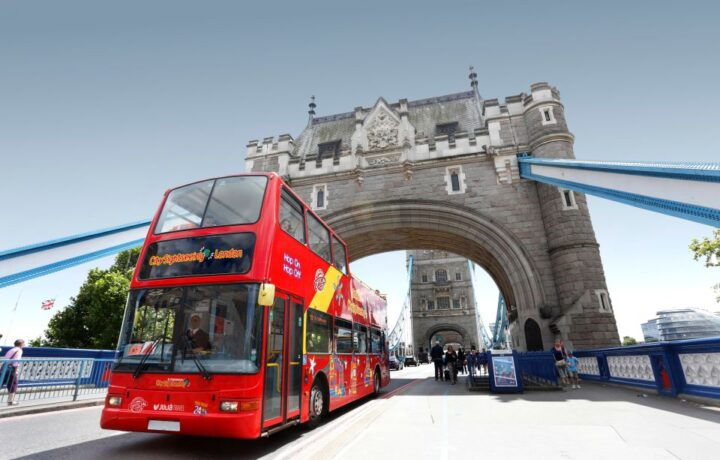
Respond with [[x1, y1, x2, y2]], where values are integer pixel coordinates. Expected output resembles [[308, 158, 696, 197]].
[[100, 173, 390, 438]]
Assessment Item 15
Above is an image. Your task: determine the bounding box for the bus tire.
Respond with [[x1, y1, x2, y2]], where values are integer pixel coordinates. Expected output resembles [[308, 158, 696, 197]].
[[308, 378, 327, 428], [373, 369, 381, 395]]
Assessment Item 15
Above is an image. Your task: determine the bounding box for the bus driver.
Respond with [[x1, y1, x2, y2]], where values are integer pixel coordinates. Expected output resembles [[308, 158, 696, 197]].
[[187, 314, 211, 353]]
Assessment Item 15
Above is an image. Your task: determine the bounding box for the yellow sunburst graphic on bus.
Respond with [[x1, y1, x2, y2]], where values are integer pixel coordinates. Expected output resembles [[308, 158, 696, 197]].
[[309, 266, 342, 313]]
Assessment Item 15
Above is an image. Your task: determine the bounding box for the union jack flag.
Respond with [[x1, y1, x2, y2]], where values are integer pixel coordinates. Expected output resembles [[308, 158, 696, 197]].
[[41, 299, 55, 310]]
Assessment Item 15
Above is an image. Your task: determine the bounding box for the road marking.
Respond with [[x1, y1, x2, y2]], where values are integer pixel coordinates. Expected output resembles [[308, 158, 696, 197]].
[[442, 386, 449, 460], [275, 379, 422, 460], [0, 404, 103, 422]]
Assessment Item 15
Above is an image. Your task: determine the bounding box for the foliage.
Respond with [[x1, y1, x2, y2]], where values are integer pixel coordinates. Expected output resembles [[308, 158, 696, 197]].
[[622, 336, 637, 346], [689, 229, 720, 303], [35, 248, 141, 349]]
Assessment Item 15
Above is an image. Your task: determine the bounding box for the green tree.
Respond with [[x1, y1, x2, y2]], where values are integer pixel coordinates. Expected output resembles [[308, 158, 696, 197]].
[[622, 336, 638, 346], [690, 229, 720, 303], [36, 247, 141, 349]]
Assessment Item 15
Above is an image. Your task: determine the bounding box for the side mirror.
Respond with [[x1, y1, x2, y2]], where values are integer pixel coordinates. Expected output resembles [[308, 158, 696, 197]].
[[258, 283, 276, 306]]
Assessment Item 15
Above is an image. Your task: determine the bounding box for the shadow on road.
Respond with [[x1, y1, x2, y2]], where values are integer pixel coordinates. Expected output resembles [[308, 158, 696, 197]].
[[18, 378, 418, 460]]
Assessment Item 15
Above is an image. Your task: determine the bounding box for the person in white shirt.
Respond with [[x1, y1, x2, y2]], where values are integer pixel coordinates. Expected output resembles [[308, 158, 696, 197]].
[[4, 339, 25, 406]]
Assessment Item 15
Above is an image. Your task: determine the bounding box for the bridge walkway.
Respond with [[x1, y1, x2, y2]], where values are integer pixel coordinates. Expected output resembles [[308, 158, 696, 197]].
[[3, 365, 720, 459]]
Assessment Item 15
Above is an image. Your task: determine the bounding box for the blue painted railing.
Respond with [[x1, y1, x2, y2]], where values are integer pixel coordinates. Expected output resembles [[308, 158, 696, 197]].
[[0, 358, 114, 406], [575, 337, 720, 399], [515, 351, 558, 386]]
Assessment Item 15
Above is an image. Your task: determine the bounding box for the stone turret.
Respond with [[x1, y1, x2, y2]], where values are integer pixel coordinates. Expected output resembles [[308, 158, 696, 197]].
[[522, 82, 619, 349]]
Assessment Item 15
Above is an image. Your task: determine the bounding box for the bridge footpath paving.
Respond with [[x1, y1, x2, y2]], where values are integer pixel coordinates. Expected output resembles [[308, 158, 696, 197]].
[[4, 365, 720, 459], [291, 366, 720, 460]]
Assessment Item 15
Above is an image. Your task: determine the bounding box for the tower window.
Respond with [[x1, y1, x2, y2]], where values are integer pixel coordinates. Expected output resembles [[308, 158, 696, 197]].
[[452, 299, 461, 309], [427, 300, 435, 310], [436, 297, 450, 309], [312, 184, 328, 210], [435, 269, 448, 282], [539, 106, 556, 125], [436, 122, 459, 137], [445, 166, 466, 195], [421, 273, 428, 283], [317, 140, 341, 165], [455, 272, 462, 281], [450, 171, 460, 191], [596, 290, 612, 312], [560, 188, 577, 210]]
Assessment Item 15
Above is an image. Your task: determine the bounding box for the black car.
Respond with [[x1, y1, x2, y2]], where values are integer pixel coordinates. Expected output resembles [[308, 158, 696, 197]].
[[404, 356, 419, 367], [418, 351, 429, 364], [389, 355, 404, 370]]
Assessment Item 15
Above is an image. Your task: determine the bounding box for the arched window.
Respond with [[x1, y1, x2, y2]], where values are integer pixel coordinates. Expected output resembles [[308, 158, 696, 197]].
[[524, 318, 544, 351], [435, 269, 447, 282], [316, 189, 325, 209]]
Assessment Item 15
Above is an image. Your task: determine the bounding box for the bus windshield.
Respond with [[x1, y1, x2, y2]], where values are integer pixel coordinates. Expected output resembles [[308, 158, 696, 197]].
[[115, 284, 263, 374], [154, 175, 268, 233]]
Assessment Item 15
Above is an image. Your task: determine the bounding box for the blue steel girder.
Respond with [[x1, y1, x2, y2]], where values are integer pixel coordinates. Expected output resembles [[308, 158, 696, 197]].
[[0, 220, 151, 289], [517, 156, 720, 227]]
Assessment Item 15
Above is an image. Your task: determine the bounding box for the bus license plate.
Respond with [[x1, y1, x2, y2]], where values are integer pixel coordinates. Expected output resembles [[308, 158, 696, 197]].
[[148, 420, 180, 432]]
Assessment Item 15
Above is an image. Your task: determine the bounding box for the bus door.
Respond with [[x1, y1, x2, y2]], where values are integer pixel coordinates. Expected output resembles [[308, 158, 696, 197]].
[[262, 293, 303, 428]]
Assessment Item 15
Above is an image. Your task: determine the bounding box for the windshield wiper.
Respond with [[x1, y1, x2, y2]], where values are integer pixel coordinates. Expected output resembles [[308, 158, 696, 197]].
[[181, 333, 212, 381], [133, 339, 161, 379]]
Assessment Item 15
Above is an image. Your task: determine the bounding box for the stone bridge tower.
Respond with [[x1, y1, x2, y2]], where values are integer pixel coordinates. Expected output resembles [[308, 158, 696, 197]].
[[409, 250, 480, 351], [244, 70, 620, 351]]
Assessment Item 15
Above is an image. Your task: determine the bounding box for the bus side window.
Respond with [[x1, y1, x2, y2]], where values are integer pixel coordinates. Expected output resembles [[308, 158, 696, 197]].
[[279, 189, 306, 244], [331, 236, 348, 274], [334, 318, 353, 354], [307, 213, 332, 263], [370, 328, 381, 354], [353, 324, 368, 354], [306, 310, 332, 354]]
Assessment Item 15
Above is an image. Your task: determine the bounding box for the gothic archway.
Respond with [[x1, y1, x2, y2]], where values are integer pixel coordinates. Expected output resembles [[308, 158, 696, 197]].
[[324, 199, 547, 316], [524, 318, 544, 351]]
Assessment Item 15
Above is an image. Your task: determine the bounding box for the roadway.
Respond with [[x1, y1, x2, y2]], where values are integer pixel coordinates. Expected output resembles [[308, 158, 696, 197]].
[[5, 364, 720, 459]]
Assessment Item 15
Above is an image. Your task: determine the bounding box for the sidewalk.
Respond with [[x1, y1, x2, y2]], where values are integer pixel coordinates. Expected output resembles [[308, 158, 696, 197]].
[[0, 393, 105, 418]]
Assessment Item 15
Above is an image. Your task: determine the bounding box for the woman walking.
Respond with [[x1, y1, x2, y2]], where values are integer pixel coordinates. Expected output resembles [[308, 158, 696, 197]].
[[3, 339, 25, 406], [445, 346, 458, 384]]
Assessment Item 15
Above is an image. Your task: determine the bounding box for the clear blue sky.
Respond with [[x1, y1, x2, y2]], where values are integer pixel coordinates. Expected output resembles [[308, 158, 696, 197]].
[[1, 0, 718, 346]]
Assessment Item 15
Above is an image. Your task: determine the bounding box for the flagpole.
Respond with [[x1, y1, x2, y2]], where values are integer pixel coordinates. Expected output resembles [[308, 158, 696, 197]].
[[5, 290, 22, 344]]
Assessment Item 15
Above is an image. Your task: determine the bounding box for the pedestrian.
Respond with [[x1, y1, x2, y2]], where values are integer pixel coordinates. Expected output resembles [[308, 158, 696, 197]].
[[477, 348, 488, 375], [430, 341, 444, 381], [3, 339, 25, 406], [457, 348, 465, 375], [566, 352, 581, 389], [552, 339, 569, 387], [445, 345, 458, 384], [467, 345, 477, 376]]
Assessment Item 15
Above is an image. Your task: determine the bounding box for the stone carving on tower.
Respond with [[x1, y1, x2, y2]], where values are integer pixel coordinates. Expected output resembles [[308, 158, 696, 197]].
[[367, 108, 399, 151]]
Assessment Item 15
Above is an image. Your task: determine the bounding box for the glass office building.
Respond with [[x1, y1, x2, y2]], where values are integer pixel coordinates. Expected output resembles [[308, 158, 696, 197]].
[[642, 308, 720, 342]]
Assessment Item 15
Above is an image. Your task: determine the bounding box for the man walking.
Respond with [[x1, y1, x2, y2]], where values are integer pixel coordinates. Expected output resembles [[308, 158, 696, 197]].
[[430, 341, 444, 381]]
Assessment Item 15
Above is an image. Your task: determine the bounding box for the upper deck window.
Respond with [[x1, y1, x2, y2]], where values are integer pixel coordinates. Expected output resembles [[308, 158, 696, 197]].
[[331, 236, 347, 274], [279, 188, 306, 244], [155, 176, 268, 234], [307, 213, 332, 262]]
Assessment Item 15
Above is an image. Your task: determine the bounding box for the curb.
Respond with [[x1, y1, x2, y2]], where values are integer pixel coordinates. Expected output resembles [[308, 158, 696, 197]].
[[0, 399, 104, 419]]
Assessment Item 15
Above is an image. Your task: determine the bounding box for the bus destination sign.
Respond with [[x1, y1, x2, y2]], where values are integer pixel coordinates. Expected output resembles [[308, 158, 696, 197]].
[[138, 233, 255, 279]]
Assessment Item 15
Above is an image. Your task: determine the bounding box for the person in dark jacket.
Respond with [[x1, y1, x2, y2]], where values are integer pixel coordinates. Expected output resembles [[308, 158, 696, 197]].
[[457, 348, 466, 375], [445, 345, 458, 384], [430, 341, 444, 381]]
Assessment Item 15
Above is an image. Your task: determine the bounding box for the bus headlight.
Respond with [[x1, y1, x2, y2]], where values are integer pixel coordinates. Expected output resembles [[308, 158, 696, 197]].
[[220, 401, 239, 412], [107, 396, 122, 407]]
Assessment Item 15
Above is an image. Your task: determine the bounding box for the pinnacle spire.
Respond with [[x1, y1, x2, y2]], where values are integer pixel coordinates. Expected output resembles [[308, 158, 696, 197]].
[[469, 66, 479, 97], [307, 95, 316, 126]]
